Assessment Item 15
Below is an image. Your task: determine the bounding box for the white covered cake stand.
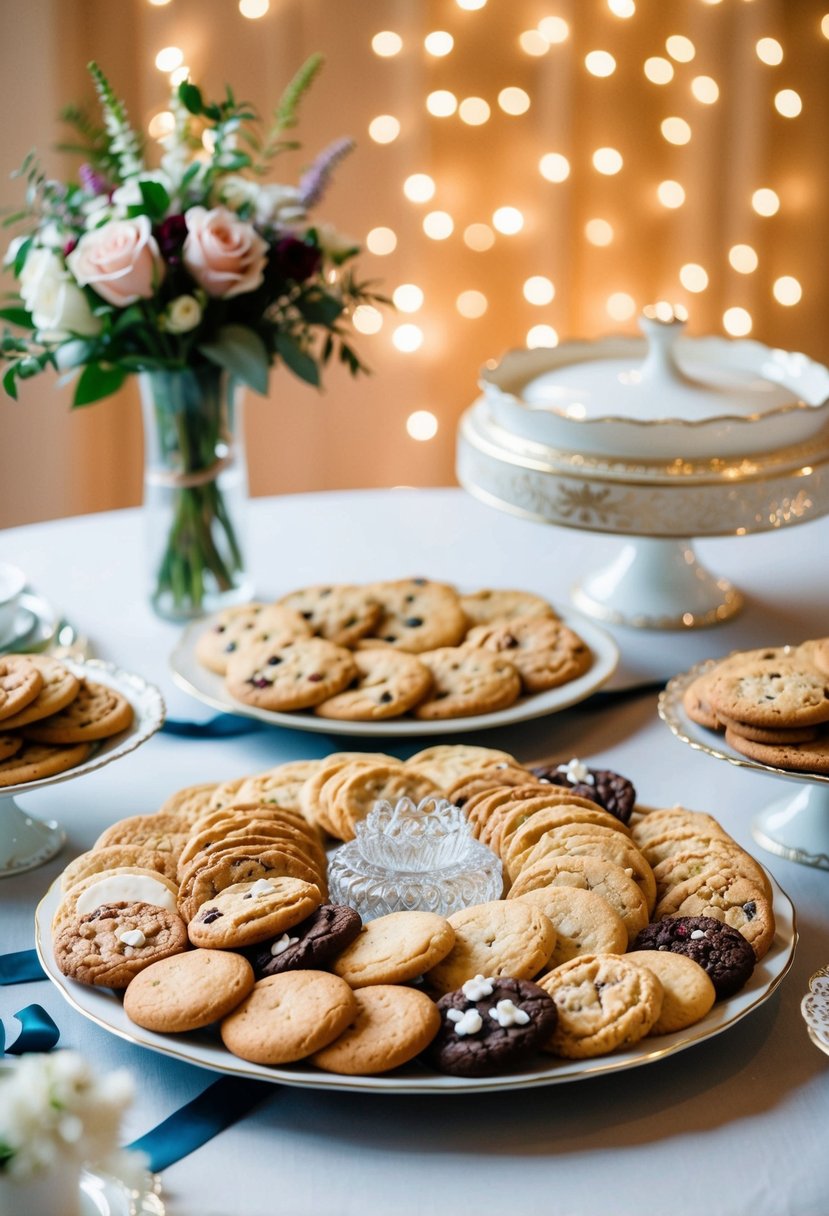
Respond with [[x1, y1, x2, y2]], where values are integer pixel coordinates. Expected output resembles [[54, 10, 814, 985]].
[[457, 310, 829, 629]]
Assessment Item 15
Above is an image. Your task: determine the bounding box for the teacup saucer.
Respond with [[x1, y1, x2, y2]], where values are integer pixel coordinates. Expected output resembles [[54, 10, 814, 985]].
[[0, 602, 37, 650], [0, 592, 58, 654]]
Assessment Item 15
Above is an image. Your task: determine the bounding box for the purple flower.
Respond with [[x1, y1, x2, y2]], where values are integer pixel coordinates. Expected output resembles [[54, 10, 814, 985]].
[[298, 137, 355, 210], [78, 162, 110, 197], [273, 236, 322, 283]]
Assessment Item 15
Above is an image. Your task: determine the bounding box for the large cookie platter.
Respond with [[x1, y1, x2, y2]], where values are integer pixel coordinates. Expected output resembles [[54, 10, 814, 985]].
[[169, 608, 619, 738], [35, 875, 796, 1096]]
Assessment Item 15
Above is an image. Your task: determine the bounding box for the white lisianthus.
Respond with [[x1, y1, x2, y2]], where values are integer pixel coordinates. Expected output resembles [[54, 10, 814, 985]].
[[254, 183, 306, 229], [163, 294, 203, 333], [313, 221, 360, 262], [32, 221, 66, 250], [82, 195, 118, 231], [3, 234, 27, 267], [217, 174, 260, 213], [18, 249, 102, 341]]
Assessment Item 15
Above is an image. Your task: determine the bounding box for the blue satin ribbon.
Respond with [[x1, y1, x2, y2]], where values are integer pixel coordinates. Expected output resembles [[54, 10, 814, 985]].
[[0, 948, 45, 985], [161, 714, 263, 738], [127, 1076, 270, 1172], [1, 1004, 60, 1055]]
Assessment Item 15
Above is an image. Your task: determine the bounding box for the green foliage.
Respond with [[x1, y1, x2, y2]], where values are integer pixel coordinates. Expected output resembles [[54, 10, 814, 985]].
[[73, 361, 127, 406], [252, 54, 324, 176], [200, 325, 270, 394]]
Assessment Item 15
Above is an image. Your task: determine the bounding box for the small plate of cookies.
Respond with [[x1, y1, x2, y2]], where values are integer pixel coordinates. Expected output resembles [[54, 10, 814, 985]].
[[169, 579, 619, 736]]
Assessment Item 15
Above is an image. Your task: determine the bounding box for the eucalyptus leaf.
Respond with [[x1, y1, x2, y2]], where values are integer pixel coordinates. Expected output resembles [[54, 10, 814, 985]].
[[111, 304, 147, 335], [0, 307, 34, 328], [2, 365, 19, 400], [178, 82, 203, 115], [55, 339, 96, 370], [199, 325, 270, 395], [139, 179, 171, 219], [72, 362, 126, 407], [275, 333, 320, 386], [298, 292, 343, 326]]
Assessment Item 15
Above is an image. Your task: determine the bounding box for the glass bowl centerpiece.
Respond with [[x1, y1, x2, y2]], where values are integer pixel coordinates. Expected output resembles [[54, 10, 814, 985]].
[[328, 797, 503, 920]]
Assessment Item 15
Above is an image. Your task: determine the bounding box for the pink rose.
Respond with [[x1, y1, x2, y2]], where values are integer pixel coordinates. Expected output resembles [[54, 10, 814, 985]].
[[67, 216, 164, 307], [182, 206, 268, 299]]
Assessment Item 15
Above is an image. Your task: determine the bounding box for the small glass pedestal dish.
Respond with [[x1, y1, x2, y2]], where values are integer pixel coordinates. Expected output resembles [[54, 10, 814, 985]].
[[458, 309, 829, 630], [328, 797, 503, 920], [659, 659, 829, 870], [0, 659, 165, 877]]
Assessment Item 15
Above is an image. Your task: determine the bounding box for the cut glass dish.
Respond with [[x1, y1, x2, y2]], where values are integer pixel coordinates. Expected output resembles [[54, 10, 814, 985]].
[[327, 797, 503, 919]]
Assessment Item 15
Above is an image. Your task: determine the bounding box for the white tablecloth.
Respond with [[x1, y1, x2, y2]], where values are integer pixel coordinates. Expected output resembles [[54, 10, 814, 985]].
[[2, 489, 828, 1216]]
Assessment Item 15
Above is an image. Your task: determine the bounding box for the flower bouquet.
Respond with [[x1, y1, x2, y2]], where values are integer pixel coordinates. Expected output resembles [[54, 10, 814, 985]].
[[1, 59, 380, 617]]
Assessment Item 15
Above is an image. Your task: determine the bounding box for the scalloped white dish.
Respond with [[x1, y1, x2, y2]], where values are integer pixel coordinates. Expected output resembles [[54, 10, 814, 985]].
[[481, 337, 829, 460], [35, 875, 796, 1096], [169, 609, 619, 738]]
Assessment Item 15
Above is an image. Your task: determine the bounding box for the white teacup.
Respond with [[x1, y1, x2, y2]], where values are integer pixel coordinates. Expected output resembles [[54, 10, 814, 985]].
[[0, 563, 26, 644]]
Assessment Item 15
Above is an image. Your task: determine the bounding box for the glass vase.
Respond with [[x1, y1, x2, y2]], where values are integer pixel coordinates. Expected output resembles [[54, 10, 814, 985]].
[[0, 1160, 82, 1216], [139, 364, 254, 620]]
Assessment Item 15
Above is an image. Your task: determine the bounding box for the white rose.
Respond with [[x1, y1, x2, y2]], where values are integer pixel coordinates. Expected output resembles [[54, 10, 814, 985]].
[[19, 249, 101, 341], [163, 294, 202, 333]]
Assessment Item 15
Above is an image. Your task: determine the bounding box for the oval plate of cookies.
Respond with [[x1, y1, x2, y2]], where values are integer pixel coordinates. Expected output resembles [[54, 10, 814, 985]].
[[34, 872, 795, 1094], [0, 656, 166, 794], [168, 580, 619, 737]]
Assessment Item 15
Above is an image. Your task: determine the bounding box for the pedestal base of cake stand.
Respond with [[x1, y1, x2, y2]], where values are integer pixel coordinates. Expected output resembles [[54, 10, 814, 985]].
[[753, 782, 829, 871], [0, 793, 66, 877], [571, 537, 744, 630]]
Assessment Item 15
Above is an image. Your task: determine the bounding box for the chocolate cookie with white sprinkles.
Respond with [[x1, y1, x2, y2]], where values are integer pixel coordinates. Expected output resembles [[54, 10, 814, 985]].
[[531, 757, 636, 824]]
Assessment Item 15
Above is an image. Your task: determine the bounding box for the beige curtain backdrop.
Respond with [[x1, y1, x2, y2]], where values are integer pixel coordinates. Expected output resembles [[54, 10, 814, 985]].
[[1, 0, 827, 528]]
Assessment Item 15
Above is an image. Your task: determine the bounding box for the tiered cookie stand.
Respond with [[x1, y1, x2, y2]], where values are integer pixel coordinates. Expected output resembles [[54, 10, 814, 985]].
[[659, 660, 829, 871], [0, 660, 165, 876]]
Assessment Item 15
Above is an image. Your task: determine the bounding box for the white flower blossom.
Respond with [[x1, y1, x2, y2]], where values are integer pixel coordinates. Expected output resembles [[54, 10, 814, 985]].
[[313, 221, 359, 262], [18, 249, 101, 341], [0, 1052, 136, 1179], [254, 183, 306, 229], [162, 294, 203, 333]]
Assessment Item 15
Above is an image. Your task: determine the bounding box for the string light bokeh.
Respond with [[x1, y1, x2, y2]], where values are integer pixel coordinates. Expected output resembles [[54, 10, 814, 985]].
[[1, 0, 828, 526]]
